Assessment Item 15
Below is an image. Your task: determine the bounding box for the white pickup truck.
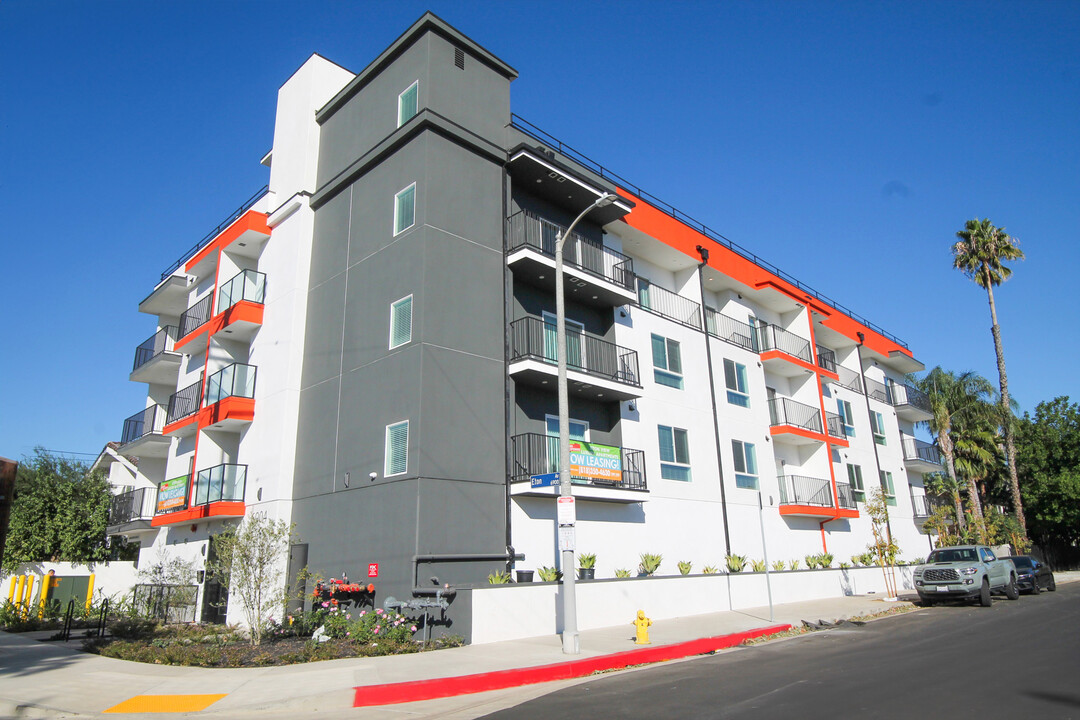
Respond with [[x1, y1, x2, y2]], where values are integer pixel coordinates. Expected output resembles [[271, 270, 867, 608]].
[[913, 545, 1019, 606]]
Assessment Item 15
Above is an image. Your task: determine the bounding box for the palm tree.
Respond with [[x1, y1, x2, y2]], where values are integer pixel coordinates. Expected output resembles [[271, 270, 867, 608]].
[[916, 367, 997, 541], [924, 470, 964, 540], [952, 218, 1026, 535], [950, 405, 1001, 544]]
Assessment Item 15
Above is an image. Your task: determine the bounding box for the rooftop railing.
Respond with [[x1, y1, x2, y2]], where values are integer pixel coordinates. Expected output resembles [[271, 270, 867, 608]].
[[508, 209, 634, 290], [768, 397, 824, 435], [133, 326, 178, 372], [159, 186, 268, 282], [509, 433, 647, 492], [509, 115, 908, 349], [509, 316, 640, 387], [777, 475, 834, 507]]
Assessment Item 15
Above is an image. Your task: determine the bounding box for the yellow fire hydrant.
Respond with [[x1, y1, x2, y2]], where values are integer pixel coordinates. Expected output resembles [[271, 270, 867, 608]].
[[633, 609, 652, 645]]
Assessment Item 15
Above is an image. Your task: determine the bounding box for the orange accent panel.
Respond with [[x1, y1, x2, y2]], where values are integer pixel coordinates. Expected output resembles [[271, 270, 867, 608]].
[[163, 413, 198, 436], [174, 300, 263, 351], [151, 501, 246, 527], [185, 211, 270, 272], [616, 188, 913, 361], [759, 350, 819, 375], [768, 425, 829, 444], [174, 325, 208, 351], [199, 396, 255, 428], [835, 507, 859, 519], [778, 504, 836, 518]]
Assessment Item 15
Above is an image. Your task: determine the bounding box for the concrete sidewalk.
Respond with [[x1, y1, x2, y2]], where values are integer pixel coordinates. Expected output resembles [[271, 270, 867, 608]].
[[3, 575, 1076, 719]]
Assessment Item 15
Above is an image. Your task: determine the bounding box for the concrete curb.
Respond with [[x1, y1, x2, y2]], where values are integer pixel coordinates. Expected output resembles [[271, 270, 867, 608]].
[[352, 623, 792, 707]]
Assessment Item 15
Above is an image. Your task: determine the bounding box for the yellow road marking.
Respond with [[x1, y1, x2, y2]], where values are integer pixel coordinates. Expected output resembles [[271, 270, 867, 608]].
[[104, 694, 227, 713]]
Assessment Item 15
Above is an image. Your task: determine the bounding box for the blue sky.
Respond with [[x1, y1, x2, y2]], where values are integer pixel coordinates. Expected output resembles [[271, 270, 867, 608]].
[[1, 1, 1077, 460]]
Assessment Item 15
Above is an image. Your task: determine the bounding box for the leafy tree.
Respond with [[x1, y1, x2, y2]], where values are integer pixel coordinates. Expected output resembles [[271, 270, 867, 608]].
[[1016, 397, 1080, 564], [952, 218, 1026, 535], [208, 513, 293, 646], [865, 487, 899, 598], [2, 448, 110, 572]]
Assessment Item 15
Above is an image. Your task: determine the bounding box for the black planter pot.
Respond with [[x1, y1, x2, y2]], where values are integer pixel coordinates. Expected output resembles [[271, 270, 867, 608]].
[[515, 570, 534, 583], [577, 568, 595, 580]]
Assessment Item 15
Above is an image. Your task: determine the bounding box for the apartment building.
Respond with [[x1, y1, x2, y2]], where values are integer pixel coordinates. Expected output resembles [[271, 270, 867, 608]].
[[107, 13, 940, 634]]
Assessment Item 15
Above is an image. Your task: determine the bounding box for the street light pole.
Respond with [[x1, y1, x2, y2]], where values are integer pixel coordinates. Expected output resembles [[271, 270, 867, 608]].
[[556, 191, 618, 655]]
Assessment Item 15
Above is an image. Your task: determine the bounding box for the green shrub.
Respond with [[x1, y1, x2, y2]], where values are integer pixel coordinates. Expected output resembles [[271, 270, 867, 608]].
[[537, 566, 562, 582], [702, 565, 719, 575], [614, 568, 631, 578], [751, 559, 767, 572], [638, 553, 662, 576], [725, 554, 748, 573], [578, 553, 597, 569], [789, 558, 801, 570], [772, 560, 786, 571], [487, 571, 511, 584]]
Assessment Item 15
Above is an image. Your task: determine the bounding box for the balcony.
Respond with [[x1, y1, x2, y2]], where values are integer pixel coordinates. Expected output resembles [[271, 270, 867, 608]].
[[912, 494, 931, 519], [836, 482, 858, 510], [507, 210, 636, 307], [769, 397, 825, 444], [509, 433, 647, 503], [118, 406, 170, 458], [705, 308, 754, 351], [509, 317, 641, 401], [777, 475, 834, 516], [130, 326, 182, 384], [834, 366, 864, 394], [824, 410, 850, 443], [864, 376, 891, 405], [754, 324, 814, 376], [816, 346, 837, 374], [176, 294, 213, 353], [891, 382, 933, 422], [639, 279, 702, 330], [107, 487, 157, 535], [215, 269, 266, 342], [151, 466, 245, 526], [165, 379, 203, 434], [203, 363, 257, 431], [902, 435, 942, 473], [193, 464, 247, 507]]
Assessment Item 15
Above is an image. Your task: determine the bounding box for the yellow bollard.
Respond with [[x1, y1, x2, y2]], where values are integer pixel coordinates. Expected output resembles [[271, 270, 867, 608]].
[[15, 575, 26, 612], [38, 573, 53, 619], [22, 576, 35, 619], [633, 609, 653, 645], [7, 576, 15, 603], [85, 573, 95, 614]]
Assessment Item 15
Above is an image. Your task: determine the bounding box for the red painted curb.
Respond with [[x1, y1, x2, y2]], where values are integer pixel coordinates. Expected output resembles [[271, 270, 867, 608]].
[[353, 623, 791, 707]]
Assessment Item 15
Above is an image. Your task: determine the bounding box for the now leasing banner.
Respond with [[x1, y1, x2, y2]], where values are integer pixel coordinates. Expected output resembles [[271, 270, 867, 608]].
[[569, 441, 622, 482], [156, 476, 189, 513]]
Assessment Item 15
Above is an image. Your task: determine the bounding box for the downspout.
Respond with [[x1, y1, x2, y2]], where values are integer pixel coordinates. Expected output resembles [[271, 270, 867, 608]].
[[501, 158, 515, 573], [696, 246, 731, 557], [855, 332, 894, 548]]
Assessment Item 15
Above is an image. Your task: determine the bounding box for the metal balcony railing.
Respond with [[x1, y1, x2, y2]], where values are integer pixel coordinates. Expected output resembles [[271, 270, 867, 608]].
[[204, 363, 257, 406], [108, 487, 157, 525], [121, 406, 165, 444], [179, 295, 213, 338], [753, 323, 813, 363], [902, 436, 942, 466], [508, 209, 634, 290], [836, 482, 857, 509], [637, 277, 702, 329], [705, 308, 755, 351], [218, 269, 266, 314], [891, 382, 932, 415], [912, 494, 931, 518], [509, 317, 640, 386], [167, 380, 203, 424], [159, 186, 268, 282], [193, 464, 247, 506], [768, 397, 824, 434], [825, 410, 848, 439], [133, 326, 178, 372], [836, 366, 864, 394], [509, 433, 647, 491], [777, 475, 834, 507], [864, 376, 891, 404], [816, 345, 837, 373]]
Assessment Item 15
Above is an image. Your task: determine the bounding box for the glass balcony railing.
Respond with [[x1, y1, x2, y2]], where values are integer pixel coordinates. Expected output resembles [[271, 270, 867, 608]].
[[509, 316, 640, 387], [193, 464, 247, 506], [205, 363, 257, 406], [217, 269, 266, 314], [132, 326, 178, 371], [509, 433, 647, 491]]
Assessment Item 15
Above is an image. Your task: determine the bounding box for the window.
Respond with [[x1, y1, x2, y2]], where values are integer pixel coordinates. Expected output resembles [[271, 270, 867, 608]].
[[652, 334, 683, 389], [389, 295, 413, 349], [847, 463, 865, 503], [724, 359, 750, 408], [658, 425, 691, 481], [837, 399, 855, 437], [732, 440, 758, 489], [394, 183, 416, 235], [397, 80, 418, 126], [384, 420, 409, 476], [870, 411, 887, 446], [879, 470, 896, 506]]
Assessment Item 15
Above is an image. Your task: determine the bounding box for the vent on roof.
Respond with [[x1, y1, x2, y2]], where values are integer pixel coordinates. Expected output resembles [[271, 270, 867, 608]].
[[454, 47, 465, 70]]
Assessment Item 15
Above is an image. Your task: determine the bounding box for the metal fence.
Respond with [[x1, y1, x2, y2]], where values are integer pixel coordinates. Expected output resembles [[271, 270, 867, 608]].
[[121, 405, 164, 445], [508, 209, 634, 290], [816, 345, 837, 373], [777, 475, 834, 507], [509, 316, 640, 386], [167, 380, 203, 424], [754, 323, 813, 363], [637, 277, 702, 329], [109, 487, 157, 525], [132, 584, 198, 624], [705, 308, 755, 351], [768, 397, 824, 434], [133, 326, 178, 371]]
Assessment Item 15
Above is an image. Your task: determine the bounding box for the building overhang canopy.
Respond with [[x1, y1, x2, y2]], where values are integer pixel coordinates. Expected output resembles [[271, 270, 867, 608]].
[[507, 147, 634, 226]]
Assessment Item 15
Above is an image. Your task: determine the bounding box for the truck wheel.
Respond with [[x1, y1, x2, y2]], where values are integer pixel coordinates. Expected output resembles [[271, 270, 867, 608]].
[[1049, 577, 1057, 592], [1032, 578, 1041, 595], [1005, 575, 1019, 600], [980, 578, 992, 607]]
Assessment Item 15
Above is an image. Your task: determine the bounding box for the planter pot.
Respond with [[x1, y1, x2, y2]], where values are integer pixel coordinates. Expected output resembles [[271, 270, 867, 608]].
[[578, 568, 595, 580], [515, 570, 534, 583]]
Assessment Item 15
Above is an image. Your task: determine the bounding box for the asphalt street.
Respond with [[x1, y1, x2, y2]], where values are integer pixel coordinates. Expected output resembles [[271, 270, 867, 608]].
[[480, 583, 1080, 719]]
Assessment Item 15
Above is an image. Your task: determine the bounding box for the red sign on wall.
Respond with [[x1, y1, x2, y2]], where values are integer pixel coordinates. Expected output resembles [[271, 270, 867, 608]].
[[368, 563, 378, 578]]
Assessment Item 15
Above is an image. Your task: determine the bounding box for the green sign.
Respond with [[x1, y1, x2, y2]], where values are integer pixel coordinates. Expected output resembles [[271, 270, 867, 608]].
[[569, 441, 623, 483], [157, 476, 189, 513]]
